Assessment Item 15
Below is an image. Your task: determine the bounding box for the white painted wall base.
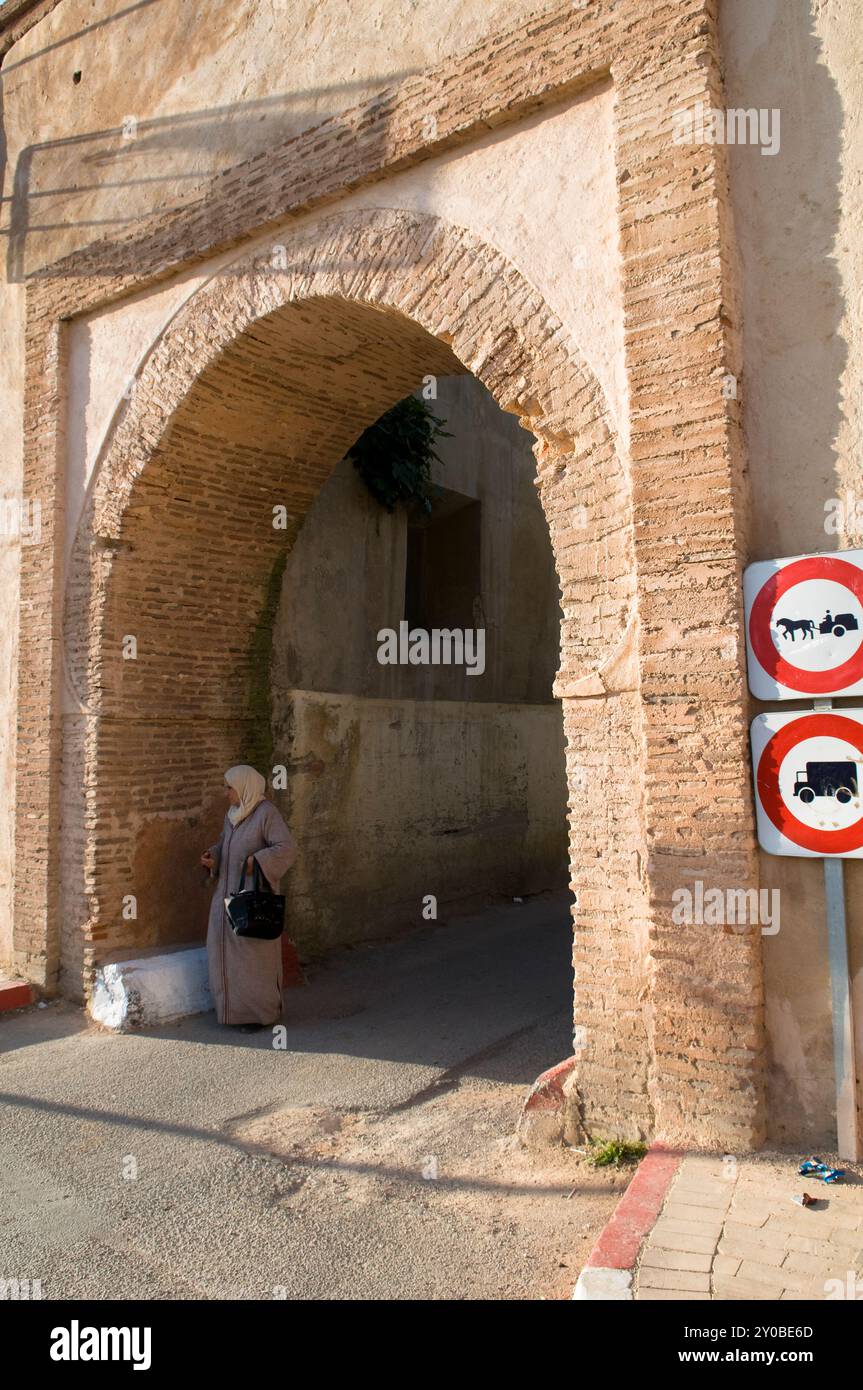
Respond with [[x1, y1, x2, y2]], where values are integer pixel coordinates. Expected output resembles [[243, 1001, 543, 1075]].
[[89, 948, 211, 1030]]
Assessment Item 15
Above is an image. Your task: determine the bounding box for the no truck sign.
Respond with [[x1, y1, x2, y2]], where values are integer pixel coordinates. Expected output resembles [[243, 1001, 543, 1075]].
[[743, 550, 863, 699], [750, 708, 863, 858]]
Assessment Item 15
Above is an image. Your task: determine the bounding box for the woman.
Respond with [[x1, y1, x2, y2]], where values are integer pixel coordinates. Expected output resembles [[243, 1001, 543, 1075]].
[[201, 765, 297, 1032]]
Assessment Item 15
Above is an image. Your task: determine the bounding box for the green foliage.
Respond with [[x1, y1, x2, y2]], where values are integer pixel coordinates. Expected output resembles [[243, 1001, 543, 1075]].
[[349, 395, 451, 514], [585, 1139, 648, 1168]]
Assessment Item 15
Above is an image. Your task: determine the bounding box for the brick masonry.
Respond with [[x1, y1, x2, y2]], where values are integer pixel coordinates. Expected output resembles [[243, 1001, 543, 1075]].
[[14, 0, 763, 1147]]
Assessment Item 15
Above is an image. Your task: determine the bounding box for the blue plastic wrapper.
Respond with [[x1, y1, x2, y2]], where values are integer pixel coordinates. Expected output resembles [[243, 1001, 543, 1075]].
[[798, 1156, 845, 1183]]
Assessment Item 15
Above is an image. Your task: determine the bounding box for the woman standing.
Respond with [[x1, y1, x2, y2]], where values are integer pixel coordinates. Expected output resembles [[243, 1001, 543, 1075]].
[[201, 765, 297, 1031]]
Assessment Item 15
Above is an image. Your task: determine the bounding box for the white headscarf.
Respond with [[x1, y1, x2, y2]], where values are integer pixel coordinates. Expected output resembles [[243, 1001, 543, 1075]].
[[225, 765, 267, 826]]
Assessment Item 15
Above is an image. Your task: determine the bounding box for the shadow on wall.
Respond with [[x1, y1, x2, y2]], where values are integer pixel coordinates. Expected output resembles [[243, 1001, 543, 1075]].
[[3, 79, 419, 282], [723, 0, 845, 561], [721, 0, 849, 1145], [0, 0, 423, 281]]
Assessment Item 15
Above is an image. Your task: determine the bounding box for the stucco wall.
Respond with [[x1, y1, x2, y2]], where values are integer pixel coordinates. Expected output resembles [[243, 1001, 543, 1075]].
[[280, 691, 568, 956], [273, 376, 563, 705], [1, 0, 553, 276], [36, 67, 621, 983], [720, 0, 863, 1144], [61, 80, 623, 540]]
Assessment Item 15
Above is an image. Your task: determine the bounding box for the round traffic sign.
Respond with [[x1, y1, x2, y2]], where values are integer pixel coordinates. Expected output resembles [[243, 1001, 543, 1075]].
[[749, 556, 863, 695], [756, 712, 863, 854]]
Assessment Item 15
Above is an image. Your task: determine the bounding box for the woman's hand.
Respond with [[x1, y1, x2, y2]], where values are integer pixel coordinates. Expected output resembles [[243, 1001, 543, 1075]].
[[200, 851, 215, 870]]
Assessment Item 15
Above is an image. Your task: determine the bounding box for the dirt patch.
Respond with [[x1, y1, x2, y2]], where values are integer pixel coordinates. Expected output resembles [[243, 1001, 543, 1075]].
[[228, 1080, 631, 1299]]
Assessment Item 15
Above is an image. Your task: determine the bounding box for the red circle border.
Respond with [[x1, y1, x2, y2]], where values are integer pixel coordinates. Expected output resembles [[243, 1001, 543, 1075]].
[[757, 712, 863, 853], [749, 556, 863, 693]]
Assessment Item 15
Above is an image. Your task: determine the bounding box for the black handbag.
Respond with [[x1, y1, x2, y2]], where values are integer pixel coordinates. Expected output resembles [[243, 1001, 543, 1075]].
[[224, 857, 285, 940]]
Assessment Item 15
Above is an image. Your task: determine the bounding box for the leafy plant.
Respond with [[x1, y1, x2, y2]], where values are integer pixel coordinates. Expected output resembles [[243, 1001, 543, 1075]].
[[349, 394, 451, 514], [585, 1139, 647, 1168]]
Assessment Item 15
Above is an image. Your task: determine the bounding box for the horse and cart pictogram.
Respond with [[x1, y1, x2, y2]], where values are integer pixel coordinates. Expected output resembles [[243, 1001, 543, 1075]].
[[775, 611, 860, 642]]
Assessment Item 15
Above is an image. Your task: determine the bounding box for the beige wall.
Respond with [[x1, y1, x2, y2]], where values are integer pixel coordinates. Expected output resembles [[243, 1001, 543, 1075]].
[[61, 82, 622, 530], [273, 376, 563, 705], [1, 0, 551, 276], [281, 691, 568, 956], [721, 0, 863, 1143]]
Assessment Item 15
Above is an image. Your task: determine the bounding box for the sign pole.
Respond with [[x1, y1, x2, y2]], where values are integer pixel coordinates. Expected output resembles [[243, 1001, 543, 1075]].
[[814, 698, 861, 1161], [822, 857, 860, 1160]]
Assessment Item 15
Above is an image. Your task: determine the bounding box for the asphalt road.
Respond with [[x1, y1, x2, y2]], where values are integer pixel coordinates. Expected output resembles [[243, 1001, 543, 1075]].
[[0, 894, 620, 1301]]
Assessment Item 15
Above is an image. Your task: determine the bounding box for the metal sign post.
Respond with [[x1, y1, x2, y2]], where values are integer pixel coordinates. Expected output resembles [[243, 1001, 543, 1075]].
[[814, 698, 861, 1162], [822, 855, 860, 1160]]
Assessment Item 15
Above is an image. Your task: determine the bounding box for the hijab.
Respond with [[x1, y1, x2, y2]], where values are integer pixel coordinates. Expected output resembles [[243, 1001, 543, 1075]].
[[224, 764, 267, 827]]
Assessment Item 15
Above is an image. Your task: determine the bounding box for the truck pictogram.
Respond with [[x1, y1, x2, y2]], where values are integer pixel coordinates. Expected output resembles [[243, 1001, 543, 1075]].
[[793, 760, 860, 806]]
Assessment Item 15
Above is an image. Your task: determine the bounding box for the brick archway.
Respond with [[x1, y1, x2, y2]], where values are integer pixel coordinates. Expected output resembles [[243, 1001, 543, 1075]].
[[56, 206, 653, 1135], [14, 0, 769, 1148], [10, 0, 767, 1150], [66, 209, 634, 701], [13, 0, 767, 1150]]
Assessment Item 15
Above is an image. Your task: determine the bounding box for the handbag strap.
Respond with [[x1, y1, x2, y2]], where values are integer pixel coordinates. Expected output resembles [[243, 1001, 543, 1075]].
[[234, 857, 271, 895]]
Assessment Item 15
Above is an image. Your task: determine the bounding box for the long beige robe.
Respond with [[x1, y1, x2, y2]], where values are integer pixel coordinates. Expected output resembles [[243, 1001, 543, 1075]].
[[206, 799, 297, 1025]]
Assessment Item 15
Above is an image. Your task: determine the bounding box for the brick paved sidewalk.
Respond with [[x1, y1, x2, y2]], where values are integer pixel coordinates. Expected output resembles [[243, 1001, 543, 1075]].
[[634, 1152, 863, 1300]]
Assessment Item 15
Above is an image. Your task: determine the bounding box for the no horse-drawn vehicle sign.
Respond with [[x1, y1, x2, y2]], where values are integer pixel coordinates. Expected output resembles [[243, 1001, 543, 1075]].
[[743, 549, 863, 699]]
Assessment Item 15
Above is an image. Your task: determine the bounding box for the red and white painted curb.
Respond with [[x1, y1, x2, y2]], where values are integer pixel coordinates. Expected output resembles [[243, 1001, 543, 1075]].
[[517, 1054, 577, 1146], [573, 1144, 683, 1300]]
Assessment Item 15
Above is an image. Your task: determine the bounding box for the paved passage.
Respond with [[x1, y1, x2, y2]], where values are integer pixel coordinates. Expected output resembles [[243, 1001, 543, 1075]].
[[0, 894, 622, 1300], [634, 1152, 863, 1300]]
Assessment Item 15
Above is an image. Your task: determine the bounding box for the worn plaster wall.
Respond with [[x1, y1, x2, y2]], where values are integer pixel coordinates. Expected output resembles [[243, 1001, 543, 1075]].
[[1, 0, 553, 276], [283, 692, 567, 956], [720, 0, 863, 1144], [273, 376, 563, 705], [62, 82, 623, 535], [271, 375, 568, 951]]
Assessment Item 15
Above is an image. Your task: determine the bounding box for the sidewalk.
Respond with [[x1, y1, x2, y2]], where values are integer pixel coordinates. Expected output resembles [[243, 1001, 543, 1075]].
[[636, 1152, 863, 1301]]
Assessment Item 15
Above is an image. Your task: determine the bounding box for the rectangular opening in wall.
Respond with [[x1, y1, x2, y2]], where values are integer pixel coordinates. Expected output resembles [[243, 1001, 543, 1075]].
[[404, 489, 481, 630]]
